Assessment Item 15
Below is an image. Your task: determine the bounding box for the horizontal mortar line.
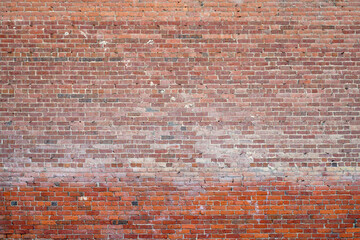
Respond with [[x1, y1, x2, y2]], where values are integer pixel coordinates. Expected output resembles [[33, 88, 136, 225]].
[[6, 57, 127, 62]]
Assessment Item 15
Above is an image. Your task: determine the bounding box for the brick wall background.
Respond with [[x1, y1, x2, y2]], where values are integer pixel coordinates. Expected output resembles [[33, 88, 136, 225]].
[[1, 0, 360, 239]]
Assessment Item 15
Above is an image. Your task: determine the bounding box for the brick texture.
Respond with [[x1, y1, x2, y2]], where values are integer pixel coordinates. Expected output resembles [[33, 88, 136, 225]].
[[1, 0, 360, 239]]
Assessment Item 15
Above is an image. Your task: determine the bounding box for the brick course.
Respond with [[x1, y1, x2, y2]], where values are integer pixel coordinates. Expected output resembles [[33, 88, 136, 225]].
[[1, 0, 360, 239]]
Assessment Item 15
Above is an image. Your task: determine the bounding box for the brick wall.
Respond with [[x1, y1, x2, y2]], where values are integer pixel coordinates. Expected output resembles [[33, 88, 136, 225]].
[[1, 0, 360, 239]]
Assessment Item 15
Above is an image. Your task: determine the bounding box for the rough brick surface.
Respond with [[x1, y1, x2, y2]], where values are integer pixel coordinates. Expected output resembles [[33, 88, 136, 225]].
[[1, 0, 360, 239]]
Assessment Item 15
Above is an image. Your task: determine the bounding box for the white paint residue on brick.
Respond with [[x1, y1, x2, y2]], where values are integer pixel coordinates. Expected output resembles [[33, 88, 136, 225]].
[[80, 30, 88, 39], [254, 200, 261, 224], [233, 0, 244, 4], [99, 41, 107, 47]]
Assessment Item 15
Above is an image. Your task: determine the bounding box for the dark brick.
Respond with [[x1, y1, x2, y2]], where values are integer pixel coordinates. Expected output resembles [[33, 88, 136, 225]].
[[55, 57, 68, 61], [32, 57, 53, 62], [79, 57, 104, 62], [112, 220, 128, 225], [145, 108, 159, 112], [79, 98, 92, 102], [109, 57, 123, 61], [176, 34, 202, 39], [57, 94, 70, 98], [164, 57, 178, 62], [161, 136, 174, 140], [70, 94, 85, 98]]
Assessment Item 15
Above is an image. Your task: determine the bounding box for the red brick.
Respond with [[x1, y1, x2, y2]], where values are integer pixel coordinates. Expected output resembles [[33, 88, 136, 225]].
[[1, 0, 360, 239]]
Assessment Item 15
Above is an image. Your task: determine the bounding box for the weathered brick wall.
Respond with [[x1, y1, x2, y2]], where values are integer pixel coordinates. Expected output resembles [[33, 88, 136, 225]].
[[1, 0, 360, 239]]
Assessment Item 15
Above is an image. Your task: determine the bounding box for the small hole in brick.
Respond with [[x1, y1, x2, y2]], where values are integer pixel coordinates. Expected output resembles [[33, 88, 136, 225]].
[[51, 201, 57, 206], [132, 201, 138, 206], [11, 201, 17, 206]]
